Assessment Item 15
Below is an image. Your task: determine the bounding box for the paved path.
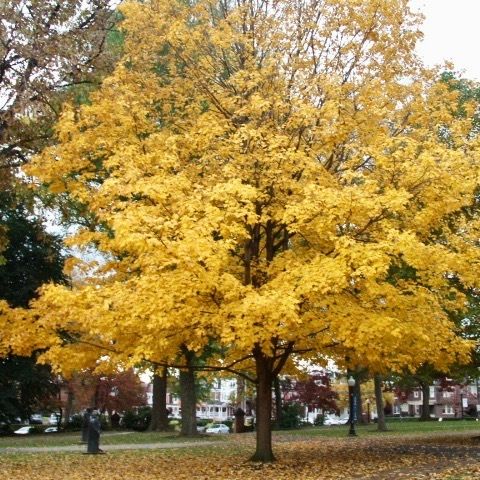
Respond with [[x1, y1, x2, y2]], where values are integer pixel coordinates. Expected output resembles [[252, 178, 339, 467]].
[[0, 440, 215, 454]]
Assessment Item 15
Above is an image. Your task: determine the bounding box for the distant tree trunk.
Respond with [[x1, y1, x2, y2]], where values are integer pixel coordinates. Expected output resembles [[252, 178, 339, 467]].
[[237, 375, 245, 410], [150, 367, 169, 431], [274, 376, 282, 429], [180, 348, 197, 436], [250, 349, 275, 462], [374, 374, 387, 431], [64, 384, 74, 426], [420, 382, 431, 421], [354, 379, 365, 424]]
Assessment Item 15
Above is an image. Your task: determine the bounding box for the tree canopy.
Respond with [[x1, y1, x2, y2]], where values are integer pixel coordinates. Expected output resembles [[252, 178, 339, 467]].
[[0, 0, 118, 169]]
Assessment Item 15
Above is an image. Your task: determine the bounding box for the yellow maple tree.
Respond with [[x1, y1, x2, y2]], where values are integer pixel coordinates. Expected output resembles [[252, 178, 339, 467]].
[[11, 0, 480, 461]]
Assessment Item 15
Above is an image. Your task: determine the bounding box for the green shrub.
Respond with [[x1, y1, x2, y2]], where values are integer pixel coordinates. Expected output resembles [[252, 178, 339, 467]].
[[122, 407, 151, 431], [314, 414, 325, 426], [65, 414, 83, 431], [0, 424, 13, 436], [222, 419, 233, 431], [31, 425, 44, 434], [99, 414, 110, 431], [280, 403, 303, 429]]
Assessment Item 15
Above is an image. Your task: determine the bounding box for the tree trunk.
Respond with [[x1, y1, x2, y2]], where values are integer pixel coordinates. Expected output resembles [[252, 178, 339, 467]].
[[237, 375, 246, 410], [274, 376, 282, 429], [180, 349, 197, 436], [150, 367, 169, 431], [64, 385, 74, 426], [250, 350, 275, 462], [374, 374, 387, 431], [420, 382, 431, 421], [354, 379, 365, 424]]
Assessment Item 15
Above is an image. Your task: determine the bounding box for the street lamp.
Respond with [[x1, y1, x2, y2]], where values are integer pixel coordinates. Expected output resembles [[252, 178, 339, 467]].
[[347, 375, 357, 436]]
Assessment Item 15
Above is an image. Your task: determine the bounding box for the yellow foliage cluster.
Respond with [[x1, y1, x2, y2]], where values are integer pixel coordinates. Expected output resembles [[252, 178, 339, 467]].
[[10, 0, 479, 378]]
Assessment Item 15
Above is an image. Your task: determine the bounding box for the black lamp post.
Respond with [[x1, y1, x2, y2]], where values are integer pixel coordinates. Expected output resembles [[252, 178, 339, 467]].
[[347, 375, 357, 436]]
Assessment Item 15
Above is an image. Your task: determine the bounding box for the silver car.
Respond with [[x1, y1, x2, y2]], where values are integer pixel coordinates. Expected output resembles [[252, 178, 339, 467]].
[[205, 423, 230, 434]]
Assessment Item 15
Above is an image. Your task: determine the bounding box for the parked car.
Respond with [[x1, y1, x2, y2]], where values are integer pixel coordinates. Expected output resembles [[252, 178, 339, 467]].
[[205, 423, 230, 434], [324, 417, 346, 426], [14, 426, 34, 435], [29, 414, 43, 425], [49, 413, 60, 425], [44, 427, 58, 433]]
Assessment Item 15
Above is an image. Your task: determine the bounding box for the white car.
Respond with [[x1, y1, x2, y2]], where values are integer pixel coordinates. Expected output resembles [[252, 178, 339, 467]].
[[44, 427, 58, 433], [29, 414, 43, 424], [205, 423, 230, 434], [14, 426, 34, 435], [49, 414, 60, 425], [324, 417, 345, 426]]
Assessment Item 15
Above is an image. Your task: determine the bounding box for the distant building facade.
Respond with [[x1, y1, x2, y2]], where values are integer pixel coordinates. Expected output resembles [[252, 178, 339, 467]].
[[146, 377, 238, 421], [394, 381, 479, 419]]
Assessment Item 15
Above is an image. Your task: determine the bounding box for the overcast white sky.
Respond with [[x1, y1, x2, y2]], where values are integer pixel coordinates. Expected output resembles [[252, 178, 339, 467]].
[[411, 0, 480, 81]]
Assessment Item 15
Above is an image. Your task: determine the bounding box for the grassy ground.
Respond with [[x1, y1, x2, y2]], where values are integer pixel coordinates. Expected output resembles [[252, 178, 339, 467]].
[[0, 430, 224, 448], [1, 419, 479, 448], [282, 419, 480, 438]]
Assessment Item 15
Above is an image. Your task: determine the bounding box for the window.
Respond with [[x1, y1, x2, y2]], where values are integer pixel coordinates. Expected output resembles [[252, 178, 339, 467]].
[[442, 404, 454, 415], [429, 387, 435, 399], [443, 391, 453, 398], [413, 391, 420, 399]]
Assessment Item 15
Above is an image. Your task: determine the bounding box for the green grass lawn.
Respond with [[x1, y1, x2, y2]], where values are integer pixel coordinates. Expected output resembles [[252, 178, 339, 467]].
[[1, 419, 479, 449], [0, 430, 223, 448], [280, 418, 480, 438]]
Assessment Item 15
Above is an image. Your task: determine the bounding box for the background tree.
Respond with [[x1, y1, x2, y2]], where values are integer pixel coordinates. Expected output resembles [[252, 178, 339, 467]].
[[149, 367, 169, 432], [90, 370, 147, 417], [0, 0, 123, 423], [67, 369, 147, 417], [374, 374, 387, 431], [0, 0, 121, 259], [0, 356, 59, 423], [0, 189, 65, 422], [281, 374, 339, 419], [0, 0, 119, 170]]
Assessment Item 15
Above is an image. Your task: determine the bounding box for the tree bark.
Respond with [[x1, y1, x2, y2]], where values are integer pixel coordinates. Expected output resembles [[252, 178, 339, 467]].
[[420, 382, 431, 421], [374, 374, 387, 431], [150, 367, 169, 431], [250, 350, 275, 462], [237, 375, 246, 411], [274, 376, 282, 429], [64, 384, 74, 426], [180, 349, 198, 436], [354, 379, 365, 424]]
